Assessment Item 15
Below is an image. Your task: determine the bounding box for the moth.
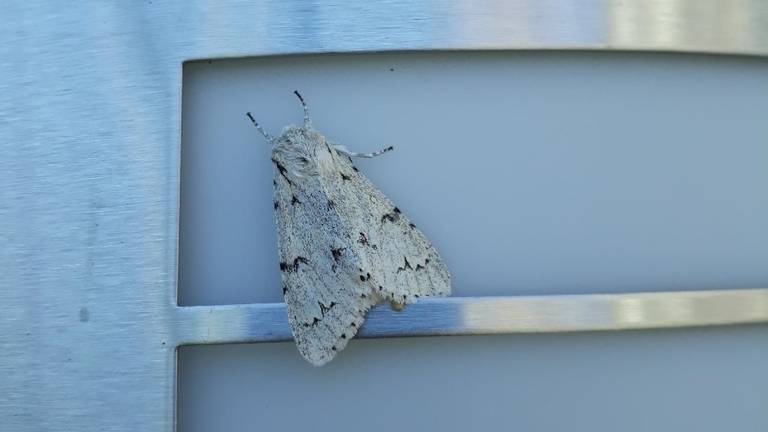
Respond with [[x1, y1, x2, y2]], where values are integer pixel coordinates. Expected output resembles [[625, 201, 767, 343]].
[[247, 91, 451, 366]]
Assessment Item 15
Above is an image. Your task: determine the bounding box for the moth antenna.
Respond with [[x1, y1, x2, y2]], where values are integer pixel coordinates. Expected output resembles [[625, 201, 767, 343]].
[[293, 90, 311, 127], [246, 112, 274, 142]]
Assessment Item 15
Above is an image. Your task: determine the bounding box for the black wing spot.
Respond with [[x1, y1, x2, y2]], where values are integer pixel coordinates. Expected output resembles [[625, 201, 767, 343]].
[[397, 256, 413, 273], [415, 264, 425, 271], [359, 275, 366, 282], [341, 333, 347, 339], [331, 346, 337, 351], [282, 285, 288, 294], [341, 173, 351, 181], [351, 322, 357, 327], [393, 207, 401, 214], [291, 195, 301, 205], [273, 179, 277, 187], [366, 272, 371, 280], [271, 158, 292, 185], [378, 285, 383, 291], [274, 201, 279, 210], [319, 301, 337, 317], [304, 317, 321, 327], [331, 247, 345, 263], [357, 232, 369, 246], [425, 258, 430, 264], [361, 293, 366, 298], [409, 223, 416, 229], [284, 256, 309, 272], [352, 166, 359, 172], [382, 211, 400, 223]]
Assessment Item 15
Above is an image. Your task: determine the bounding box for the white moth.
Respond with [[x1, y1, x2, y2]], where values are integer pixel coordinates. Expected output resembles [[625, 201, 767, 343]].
[[247, 91, 451, 366]]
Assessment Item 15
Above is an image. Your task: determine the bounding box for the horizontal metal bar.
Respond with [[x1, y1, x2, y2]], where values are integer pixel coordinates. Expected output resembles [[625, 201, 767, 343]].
[[172, 288, 768, 346]]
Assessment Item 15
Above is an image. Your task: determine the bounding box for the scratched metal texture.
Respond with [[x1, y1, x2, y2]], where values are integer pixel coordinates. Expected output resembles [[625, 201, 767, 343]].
[[2, 1, 768, 431]]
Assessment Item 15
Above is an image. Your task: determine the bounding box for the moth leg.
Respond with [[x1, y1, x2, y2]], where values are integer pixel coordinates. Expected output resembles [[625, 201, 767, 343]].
[[390, 300, 405, 312], [333, 144, 394, 159]]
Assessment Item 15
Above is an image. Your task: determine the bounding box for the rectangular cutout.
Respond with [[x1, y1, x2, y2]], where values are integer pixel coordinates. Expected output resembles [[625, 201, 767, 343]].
[[179, 51, 768, 306], [177, 328, 768, 432]]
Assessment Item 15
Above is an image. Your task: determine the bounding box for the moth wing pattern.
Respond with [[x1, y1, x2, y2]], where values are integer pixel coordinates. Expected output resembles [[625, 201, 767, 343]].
[[261, 91, 451, 366], [274, 178, 378, 366], [274, 143, 451, 366], [325, 155, 451, 306]]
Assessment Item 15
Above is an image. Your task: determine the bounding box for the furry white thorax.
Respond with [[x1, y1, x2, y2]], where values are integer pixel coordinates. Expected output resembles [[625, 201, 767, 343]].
[[271, 126, 330, 180]]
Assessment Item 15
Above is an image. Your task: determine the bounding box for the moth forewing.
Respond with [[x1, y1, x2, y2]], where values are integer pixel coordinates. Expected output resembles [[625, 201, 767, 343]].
[[250, 91, 451, 365]]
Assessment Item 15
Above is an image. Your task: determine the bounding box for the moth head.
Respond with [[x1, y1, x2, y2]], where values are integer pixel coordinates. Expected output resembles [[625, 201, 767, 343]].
[[247, 91, 335, 182], [271, 126, 330, 179]]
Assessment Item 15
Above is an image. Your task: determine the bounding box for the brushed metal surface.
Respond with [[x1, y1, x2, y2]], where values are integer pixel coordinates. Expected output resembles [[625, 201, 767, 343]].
[[173, 289, 768, 345], [2, 1, 768, 431]]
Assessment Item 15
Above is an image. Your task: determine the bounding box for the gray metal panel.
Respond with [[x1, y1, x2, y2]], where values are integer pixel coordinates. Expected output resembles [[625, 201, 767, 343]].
[[2, 2, 768, 431]]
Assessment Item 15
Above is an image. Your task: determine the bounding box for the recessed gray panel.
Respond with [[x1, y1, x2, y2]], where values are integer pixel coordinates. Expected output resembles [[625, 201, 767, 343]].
[[179, 327, 768, 432], [180, 52, 768, 306], [177, 52, 768, 431]]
